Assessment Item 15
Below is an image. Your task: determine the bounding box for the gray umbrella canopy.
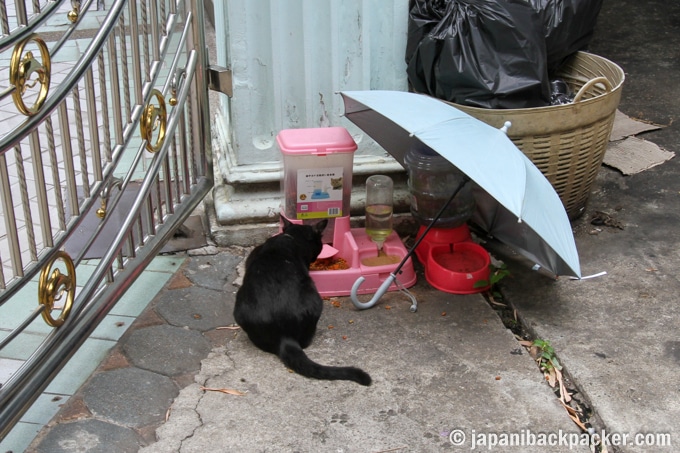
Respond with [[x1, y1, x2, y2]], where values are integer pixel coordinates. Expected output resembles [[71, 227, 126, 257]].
[[340, 90, 581, 278]]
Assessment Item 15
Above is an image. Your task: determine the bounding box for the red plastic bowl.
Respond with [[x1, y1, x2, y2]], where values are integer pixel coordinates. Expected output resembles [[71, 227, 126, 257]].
[[425, 242, 491, 294]]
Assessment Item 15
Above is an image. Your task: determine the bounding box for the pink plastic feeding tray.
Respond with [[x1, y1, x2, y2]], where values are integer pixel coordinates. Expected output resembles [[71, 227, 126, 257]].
[[284, 215, 417, 297]]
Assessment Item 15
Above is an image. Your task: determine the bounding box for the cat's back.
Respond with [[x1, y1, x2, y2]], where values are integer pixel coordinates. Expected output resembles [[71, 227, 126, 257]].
[[243, 234, 309, 280]]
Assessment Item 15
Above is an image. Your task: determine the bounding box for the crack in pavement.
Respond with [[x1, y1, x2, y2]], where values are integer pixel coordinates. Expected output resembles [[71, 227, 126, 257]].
[[490, 285, 616, 453]]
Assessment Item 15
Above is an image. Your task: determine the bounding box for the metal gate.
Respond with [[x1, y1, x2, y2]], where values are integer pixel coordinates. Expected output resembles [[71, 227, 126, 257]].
[[0, 0, 213, 437]]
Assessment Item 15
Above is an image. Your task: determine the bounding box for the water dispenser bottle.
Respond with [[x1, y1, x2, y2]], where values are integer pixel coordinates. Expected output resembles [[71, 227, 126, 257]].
[[404, 145, 475, 228]]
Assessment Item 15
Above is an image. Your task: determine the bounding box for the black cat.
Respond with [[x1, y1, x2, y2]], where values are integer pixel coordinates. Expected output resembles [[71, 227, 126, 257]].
[[234, 217, 371, 386]]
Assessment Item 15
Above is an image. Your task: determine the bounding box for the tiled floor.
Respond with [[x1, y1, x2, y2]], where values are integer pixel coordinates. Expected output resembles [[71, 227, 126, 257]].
[[0, 253, 185, 453]]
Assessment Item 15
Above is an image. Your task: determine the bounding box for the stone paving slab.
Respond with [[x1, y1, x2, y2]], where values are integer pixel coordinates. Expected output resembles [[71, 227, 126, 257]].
[[82, 368, 178, 429], [34, 419, 142, 453], [155, 286, 236, 332], [122, 325, 212, 376]]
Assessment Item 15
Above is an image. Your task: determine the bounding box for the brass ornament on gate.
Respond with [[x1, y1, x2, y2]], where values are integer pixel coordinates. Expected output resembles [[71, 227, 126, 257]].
[[9, 33, 51, 116], [68, 1, 81, 23], [38, 251, 76, 327], [96, 177, 122, 218], [169, 88, 178, 106], [168, 69, 186, 107], [140, 89, 167, 153]]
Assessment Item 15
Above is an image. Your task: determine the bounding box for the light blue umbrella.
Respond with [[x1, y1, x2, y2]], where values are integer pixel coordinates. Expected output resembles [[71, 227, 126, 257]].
[[340, 90, 581, 304]]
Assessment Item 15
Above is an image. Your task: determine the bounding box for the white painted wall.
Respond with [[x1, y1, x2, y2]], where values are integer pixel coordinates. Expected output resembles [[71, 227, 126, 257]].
[[213, 0, 410, 184]]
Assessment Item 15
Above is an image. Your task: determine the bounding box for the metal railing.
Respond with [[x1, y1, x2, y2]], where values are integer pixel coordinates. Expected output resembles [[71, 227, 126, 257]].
[[0, 0, 213, 437]]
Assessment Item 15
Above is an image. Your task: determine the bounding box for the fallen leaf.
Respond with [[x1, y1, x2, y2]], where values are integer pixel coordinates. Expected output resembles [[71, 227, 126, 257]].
[[546, 368, 557, 388], [167, 272, 194, 290], [591, 211, 624, 229], [348, 320, 354, 324], [342, 336, 348, 340], [384, 305, 392, 310], [495, 376, 501, 381], [328, 325, 335, 329], [560, 400, 587, 431], [528, 346, 540, 360], [555, 368, 572, 403], [561, 403, 580, 416], [518, 340, 533, 347], [199, 386, 246, 396], [441, 312, 447, 317], [331, 299, 342, 308]]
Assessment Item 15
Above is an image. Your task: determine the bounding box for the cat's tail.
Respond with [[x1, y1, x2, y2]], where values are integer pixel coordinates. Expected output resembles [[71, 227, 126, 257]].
[[278, 338, 372, 386]]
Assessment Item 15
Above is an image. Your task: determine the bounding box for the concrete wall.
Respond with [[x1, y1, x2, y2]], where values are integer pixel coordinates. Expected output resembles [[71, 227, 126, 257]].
[[213, 0, 410, 185]]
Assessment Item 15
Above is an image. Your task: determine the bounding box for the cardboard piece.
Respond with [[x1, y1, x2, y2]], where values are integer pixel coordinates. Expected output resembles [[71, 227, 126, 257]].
[[608, 109, 661, 141], [604, 136, 674, 175], [603, 110, 673, 175]]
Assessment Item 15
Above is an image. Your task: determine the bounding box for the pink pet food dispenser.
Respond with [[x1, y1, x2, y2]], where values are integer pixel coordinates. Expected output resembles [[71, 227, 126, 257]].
[[276, 127, 416, 299]]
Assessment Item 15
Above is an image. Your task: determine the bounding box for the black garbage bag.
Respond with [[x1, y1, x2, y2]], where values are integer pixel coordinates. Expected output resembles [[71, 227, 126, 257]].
[[406, 0, 551, 109], [528, 0, 604, 72], [405, 0, 450, 66]]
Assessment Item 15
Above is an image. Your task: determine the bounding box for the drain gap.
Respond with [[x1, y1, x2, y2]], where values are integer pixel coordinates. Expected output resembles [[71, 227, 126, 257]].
[[481, 273, 616, 453]]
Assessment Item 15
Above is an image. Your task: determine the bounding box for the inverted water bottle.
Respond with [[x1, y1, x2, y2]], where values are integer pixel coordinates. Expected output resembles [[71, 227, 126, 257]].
[[365, 175, 393, 252]]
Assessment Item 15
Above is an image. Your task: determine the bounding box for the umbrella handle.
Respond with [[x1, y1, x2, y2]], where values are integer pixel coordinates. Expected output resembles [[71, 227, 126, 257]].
[[350, 274, 396, 310]]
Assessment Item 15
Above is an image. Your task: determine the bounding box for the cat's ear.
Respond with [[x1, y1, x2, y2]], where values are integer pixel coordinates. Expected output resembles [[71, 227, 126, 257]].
[[281, 216, 293, 231], [315, 219, 329, 234]]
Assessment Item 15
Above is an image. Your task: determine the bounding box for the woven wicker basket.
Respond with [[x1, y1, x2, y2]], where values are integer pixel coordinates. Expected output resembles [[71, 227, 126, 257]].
[[449, 52, 625, 220]]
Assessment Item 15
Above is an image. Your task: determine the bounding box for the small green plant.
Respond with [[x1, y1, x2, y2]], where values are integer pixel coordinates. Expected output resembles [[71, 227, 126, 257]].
[[474, 263, 510, 299], [522, 338, 581, 429], [532, 338, 562, 373]]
